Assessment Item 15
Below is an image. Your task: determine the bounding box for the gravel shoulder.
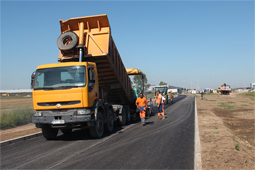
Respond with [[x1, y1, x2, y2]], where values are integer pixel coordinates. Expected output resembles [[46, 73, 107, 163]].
[[196, 92, 255, 170]]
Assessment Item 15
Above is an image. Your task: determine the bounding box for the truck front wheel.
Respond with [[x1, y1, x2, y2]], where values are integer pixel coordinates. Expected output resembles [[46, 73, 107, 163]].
[[42, 125, 58, 140], [90, 111, 104, 138]]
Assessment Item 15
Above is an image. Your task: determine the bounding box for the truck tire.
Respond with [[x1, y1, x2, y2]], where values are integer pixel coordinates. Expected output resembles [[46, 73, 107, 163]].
[[125, 106, 131, 124], [146, 109, 151, 118], [119, 107, 127, 126], [61, 128, 72, 134], [57, 31, 78, 53], [104, 109, 114, 133], [42, 125, 58, 140], [90, 111, 104, 138]]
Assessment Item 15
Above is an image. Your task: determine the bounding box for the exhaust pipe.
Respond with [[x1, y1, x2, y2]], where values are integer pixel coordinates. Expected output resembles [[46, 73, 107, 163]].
[[78, 22, 84, 62], [79, 48, 83, 62]]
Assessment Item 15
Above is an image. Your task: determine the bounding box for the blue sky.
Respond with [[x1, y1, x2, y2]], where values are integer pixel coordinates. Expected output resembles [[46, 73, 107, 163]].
[[1, 1, 254, 90]]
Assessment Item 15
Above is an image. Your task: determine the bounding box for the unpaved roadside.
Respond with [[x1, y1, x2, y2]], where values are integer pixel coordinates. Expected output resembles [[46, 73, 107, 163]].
[[0, 123, 41, 141], [196, 92, 255, 170]]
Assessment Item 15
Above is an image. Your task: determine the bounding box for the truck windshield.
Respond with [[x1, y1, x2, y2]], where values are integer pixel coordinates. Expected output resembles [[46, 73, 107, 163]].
[[34, 66, 86, 90], [155, 87, 167, 93]]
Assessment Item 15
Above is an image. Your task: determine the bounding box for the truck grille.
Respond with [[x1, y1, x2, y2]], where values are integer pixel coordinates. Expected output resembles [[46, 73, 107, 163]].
[[37, 101, 80, 106]]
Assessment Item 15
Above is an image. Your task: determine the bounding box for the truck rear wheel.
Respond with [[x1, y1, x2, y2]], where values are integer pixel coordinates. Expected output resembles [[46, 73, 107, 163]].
[[57, 31, 78, 53], [42, 125, 58, 140], [119, 107, 127, 126], [105, 109, 114, 133], [146, 110, 150, 118], [125, 106, 131, 124], [90, 111, 104, 138]]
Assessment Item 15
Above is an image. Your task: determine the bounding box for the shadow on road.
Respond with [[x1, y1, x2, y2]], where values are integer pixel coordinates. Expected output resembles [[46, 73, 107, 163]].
[[51, 95, 187, 141], [151, 94, 187, 115]]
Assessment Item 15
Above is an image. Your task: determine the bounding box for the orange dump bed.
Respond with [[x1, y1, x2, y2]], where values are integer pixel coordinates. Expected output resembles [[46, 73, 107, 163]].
[[58, 14, 133, 105]]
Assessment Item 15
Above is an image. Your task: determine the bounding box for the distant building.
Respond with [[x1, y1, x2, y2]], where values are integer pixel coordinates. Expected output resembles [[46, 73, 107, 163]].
[[250, 83, 255, 88], [146, 85, 157, 91], [0, 89, 32, 93], [168, 85, 183, 94]]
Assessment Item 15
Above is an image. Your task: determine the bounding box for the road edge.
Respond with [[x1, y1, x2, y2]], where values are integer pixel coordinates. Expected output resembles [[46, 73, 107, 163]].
[[0, 132, 42, 147], [195, 97, 202, 170]]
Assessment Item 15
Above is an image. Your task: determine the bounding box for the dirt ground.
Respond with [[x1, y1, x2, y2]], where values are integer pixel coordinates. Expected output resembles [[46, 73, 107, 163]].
[[196, 92, 255, 170], [0, 98, 33, 113], [0, 123, 41, 141]]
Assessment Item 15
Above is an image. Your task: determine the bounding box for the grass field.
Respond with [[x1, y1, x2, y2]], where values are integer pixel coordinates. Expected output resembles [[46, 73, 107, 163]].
[[0, 108, 34, 129], [0, 93, 34, 129], [238, 91, 255, 99]]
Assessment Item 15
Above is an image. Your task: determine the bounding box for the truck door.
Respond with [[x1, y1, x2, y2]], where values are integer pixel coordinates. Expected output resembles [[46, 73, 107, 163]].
[[88, 66, 98, 107]]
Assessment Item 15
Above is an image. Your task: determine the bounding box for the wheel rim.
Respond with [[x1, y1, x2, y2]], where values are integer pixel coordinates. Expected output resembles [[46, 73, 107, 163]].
[[63, 36, 73, 46]]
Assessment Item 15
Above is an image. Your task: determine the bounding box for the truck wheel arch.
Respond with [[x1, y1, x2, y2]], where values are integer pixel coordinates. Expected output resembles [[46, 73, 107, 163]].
[[93, 99, 105, 122]]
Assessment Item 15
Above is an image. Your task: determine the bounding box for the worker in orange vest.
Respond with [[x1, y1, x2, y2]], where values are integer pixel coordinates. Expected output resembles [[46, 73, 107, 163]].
[[155, 91, 165, 120], [136, 93, 148, 126]]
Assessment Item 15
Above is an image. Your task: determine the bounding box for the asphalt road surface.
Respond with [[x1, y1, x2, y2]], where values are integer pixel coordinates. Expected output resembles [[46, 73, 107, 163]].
[[1, 94, 195, 169]]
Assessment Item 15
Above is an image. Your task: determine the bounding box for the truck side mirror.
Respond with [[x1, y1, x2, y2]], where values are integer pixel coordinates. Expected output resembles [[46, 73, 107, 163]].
[[31, 71, 36, 89]]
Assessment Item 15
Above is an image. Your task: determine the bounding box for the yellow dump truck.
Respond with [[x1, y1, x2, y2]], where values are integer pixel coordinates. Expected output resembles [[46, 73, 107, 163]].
[[31, 14, 143, 139], [220, 83, 231, 95]]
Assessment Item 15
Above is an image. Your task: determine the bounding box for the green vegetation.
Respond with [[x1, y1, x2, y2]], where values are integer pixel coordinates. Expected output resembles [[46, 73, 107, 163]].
[[209, 100, 216, 101], [133, 73, 150, 90], [218, 103, 235, 109], [0, 104, 33, 112], [0, 108, 34, 129], [238, 92, 255, 100], [205, 93, 217, 95], [241, 104, 248, 106], [233, 136, 236, 141], [235, 143, 240, 151], [159, 81, 167, 85]]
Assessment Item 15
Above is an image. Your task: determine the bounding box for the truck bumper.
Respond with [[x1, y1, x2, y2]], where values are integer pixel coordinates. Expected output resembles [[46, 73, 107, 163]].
[[32, 109, 94, 125]]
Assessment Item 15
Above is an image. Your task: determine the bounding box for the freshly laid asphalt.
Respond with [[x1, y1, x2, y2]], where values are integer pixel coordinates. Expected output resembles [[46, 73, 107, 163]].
[[0, 94, 195, 169]]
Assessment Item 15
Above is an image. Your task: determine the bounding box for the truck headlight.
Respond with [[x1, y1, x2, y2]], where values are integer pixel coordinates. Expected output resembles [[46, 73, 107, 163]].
[[77, 109, 91, 115], [34, 111, 42, 117]]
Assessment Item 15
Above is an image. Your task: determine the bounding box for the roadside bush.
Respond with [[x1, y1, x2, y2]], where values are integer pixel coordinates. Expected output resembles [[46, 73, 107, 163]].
[[0, 108, 34, 129], [235, 143, 240, 151]]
